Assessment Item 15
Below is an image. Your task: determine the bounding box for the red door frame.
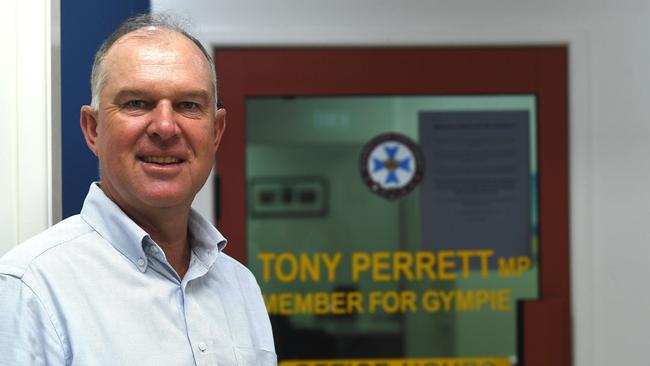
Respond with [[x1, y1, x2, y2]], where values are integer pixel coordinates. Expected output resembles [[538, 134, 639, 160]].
[[214, 47, 570, 366]]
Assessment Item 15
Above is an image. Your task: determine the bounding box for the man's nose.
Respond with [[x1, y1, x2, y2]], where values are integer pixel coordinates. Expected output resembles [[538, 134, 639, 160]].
[[147, 100, 179, 141]]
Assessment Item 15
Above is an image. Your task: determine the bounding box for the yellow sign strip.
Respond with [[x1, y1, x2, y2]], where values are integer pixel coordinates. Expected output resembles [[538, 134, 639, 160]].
[[280, 358, 512, 366]]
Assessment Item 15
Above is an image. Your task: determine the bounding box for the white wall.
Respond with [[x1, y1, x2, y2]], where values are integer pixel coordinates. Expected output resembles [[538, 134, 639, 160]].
[[0, 0, 60, 255], [152, 0, 650, 364]]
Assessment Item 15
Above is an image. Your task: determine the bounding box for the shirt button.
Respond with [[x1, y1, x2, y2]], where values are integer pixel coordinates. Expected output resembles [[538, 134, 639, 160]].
[[137, 258, 145, 267], [198, 342, 207, 352]]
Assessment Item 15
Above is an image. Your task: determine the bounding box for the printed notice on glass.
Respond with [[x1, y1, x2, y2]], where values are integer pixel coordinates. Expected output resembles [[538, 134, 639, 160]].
[[418, 111, 533, 266]]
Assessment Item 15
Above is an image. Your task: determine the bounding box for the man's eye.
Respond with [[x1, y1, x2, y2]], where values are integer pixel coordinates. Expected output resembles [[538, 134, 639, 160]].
[[125, 100, 148, 109], [179, 102, 199, 110]]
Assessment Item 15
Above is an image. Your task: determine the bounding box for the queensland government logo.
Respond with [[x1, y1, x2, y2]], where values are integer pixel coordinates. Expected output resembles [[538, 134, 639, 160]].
[[359, 132, 424, 200]]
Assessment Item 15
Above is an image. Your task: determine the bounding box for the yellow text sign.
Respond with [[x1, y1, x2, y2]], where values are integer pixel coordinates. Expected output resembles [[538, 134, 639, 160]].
[[280, 358, 511, 366], [263, 289, 512, 315]]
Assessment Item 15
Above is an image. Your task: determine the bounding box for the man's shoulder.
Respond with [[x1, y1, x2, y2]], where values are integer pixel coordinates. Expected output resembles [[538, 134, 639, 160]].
[[217, 251, 251, 272], [216, 252, 259, 281], [0, 215, 94, 278]]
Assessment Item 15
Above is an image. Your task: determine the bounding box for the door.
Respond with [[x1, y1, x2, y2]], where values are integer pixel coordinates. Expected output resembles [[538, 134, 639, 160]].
[[214, 48, 570, 366]]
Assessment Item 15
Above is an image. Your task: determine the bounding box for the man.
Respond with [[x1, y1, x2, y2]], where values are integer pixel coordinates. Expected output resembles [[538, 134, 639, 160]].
[[0, 14, 276, 365]]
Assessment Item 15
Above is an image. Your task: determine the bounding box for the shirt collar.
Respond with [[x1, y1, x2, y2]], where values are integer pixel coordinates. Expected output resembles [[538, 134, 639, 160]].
[[188, 207, 227, 269], [80, 182, 227, 272]]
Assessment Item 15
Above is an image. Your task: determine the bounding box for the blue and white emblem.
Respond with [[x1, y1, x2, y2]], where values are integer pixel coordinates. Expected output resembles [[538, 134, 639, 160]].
[[360, 133, 424, 200]]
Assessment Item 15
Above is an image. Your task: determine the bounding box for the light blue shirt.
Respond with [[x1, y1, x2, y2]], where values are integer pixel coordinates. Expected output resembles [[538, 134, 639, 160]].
[[0, 183, 276, 366]]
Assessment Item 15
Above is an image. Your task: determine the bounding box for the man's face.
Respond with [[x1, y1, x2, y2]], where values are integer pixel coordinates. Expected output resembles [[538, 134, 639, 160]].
[[80, 29, 224, 216]]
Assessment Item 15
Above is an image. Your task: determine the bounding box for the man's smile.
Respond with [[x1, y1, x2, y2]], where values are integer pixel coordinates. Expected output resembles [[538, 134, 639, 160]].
[[139, 156, 184, 164]]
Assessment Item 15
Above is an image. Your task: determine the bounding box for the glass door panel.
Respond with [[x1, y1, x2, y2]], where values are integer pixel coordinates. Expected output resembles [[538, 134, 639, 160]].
[[246, 95, 538, 366]]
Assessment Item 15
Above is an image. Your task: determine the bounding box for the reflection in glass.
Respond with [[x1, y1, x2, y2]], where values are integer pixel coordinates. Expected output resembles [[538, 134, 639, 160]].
[[245, 96, 538, 365]]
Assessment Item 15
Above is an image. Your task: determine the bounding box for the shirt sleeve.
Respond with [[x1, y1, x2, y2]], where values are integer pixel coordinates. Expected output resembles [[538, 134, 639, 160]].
[[0, 273, 67, 365]]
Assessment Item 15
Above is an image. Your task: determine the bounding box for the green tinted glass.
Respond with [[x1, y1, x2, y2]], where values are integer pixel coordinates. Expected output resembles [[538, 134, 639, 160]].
[[246, 95, 538, 366]]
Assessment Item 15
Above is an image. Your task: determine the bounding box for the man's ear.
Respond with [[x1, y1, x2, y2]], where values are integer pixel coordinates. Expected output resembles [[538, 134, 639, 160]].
[[214, 108, 227, 151], [80, 106, 100, 157]]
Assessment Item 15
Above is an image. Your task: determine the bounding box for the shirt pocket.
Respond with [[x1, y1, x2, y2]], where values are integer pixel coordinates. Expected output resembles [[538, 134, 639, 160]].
[[234, 346, 277, 366]]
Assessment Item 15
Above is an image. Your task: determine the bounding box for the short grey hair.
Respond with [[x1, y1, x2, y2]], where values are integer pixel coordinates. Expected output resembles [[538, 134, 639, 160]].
[[89, 13, 218, 110]]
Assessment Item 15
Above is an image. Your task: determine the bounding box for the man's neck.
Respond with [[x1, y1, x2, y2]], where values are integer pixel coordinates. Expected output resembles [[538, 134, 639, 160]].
[[98, 183, 195, 278], [144, 215, 192, 279], [122, 203, 193, 278]]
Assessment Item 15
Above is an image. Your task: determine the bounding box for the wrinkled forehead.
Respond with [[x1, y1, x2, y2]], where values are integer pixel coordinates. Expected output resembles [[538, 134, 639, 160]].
[[104, 28, 211, 80]]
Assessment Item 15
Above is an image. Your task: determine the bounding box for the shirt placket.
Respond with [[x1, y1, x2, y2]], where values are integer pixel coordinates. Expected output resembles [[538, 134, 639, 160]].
[[183, 280, 236, 366]]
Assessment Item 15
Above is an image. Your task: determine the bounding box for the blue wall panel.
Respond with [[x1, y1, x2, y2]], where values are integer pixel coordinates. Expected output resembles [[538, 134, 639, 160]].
[[61, 0, 150, 218]]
